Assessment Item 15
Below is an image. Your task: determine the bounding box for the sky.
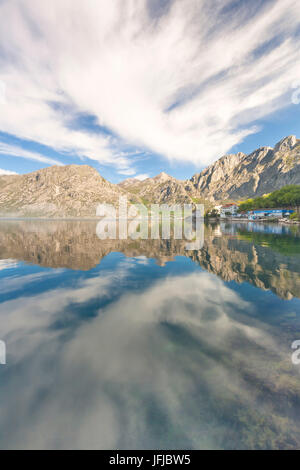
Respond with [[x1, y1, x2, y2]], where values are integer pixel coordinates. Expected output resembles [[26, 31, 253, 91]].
[[0, 0, 299, 182]]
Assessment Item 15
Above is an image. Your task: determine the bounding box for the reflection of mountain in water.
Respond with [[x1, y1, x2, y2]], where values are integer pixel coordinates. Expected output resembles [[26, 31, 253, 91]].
[[0, 220, 186, 270], [0, 220, 299, 300], [189, 236, 300, 300]]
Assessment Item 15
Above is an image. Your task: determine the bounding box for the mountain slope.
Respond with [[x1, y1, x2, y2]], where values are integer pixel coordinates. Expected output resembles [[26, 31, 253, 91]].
[[0, 165, 139, 217], [119, 172, 200, 205], [189, 136, 300, 201], [0, 135, 299, 217]]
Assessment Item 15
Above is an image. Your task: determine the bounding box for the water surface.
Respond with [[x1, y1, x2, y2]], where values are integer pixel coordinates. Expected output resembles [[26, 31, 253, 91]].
[[0, 220, 300, 450]]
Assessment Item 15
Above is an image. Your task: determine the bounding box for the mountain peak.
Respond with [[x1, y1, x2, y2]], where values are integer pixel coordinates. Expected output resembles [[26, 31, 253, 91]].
[[153, 172, 173, 183], [0, 164, 134, 218], [189, 135, 299, 201], [274, 135, 297, 152], [28, 164, 103, 180]]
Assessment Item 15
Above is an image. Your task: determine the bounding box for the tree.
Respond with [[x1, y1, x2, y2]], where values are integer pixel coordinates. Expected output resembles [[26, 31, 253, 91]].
[[238, 185, 300, 212]]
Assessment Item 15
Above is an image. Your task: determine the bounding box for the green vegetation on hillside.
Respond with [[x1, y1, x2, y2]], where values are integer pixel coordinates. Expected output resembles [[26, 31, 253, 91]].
[[238, 185, 300, 212]]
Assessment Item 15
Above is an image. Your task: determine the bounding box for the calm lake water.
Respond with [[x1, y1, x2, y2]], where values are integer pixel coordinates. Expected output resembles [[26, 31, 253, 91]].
[[0, 220, 300, 450]]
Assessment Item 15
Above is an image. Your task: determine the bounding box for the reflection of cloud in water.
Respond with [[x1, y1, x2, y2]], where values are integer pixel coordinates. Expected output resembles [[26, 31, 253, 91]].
[[0, 259, 19, 271], [0, 270, 299, 449], [133, 256, 150, 265], [0, 270, 65, 294]]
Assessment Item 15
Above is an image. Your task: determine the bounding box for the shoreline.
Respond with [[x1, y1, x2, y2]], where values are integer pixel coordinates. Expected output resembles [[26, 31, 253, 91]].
[[1, 216, 299, 225], [207, 217, 300, 225]]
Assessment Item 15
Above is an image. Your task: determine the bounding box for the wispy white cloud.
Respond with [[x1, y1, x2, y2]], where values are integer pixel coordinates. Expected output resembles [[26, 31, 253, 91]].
[[0, 0, 299, 169], [117, 168, 137, 176], [0, 142, 63, 166], [0, 168, 18, 176], [0, 259, 18, 270], [134, 174, 150, 181]]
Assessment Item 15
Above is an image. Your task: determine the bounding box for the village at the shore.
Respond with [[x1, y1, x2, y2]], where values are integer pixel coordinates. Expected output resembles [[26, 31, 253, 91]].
[[209, 203, 300, 223]]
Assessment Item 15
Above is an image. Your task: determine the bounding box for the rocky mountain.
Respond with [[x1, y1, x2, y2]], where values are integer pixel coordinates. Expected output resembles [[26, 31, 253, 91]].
[[0, 136, 299, 217], [189, 135, 300, 202], [119, 172, 201, 205], [120, 135, 300, 204], [0, 165, 140, 218]]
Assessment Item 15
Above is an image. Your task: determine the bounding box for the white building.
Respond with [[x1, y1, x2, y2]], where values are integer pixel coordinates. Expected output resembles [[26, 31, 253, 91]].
[[220, 204, 238, 218], [213, 205, 223, 215]]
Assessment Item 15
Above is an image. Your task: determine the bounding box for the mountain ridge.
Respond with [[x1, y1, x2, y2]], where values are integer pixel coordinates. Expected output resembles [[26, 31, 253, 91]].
[[119, 135, 300, 204], [118, 171, 195, 205], [0, 164, 141, 218], [189, 135, 300, 201], [0, 135, 299, 217]]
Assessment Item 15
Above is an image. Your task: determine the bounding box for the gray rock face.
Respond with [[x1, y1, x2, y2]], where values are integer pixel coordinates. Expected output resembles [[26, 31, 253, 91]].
[[189, 136, 300, 201], [0, 165, 139, 218]]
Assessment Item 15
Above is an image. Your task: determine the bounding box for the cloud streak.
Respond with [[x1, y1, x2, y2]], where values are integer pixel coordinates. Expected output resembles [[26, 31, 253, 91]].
[[0, 0, 299, 171], [0, 168, 18, 176], [0, 142, 63, 166]]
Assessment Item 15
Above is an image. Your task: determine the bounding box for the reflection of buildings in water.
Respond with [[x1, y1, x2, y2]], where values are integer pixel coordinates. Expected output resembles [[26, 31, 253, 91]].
[[220, 221, 294, 235], [0, 220, 299, 300]]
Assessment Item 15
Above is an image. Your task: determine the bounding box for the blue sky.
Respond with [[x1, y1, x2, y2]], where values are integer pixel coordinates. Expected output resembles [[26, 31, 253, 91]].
[[0, 0, 299, 182]]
